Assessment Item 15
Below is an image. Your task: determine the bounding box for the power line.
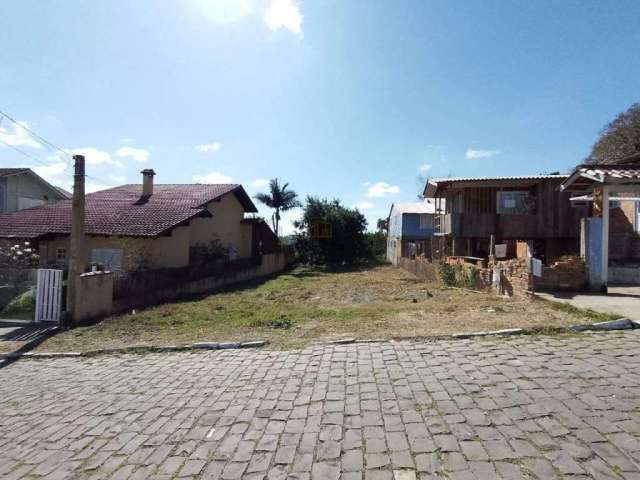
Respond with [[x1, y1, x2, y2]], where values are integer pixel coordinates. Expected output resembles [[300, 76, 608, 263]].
[[0, 108, 117, 188], [0, 109, 73, 161], [0, 137, 74, 179]]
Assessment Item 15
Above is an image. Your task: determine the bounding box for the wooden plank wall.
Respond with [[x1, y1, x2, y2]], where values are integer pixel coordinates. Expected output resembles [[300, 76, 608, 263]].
[[443, 179, 582, 239]]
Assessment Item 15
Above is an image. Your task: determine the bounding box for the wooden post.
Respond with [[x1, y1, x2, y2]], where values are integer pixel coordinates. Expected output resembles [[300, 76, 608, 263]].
[[66, 155, 86, 325], [452, 238, 458, 256], [600, 186, 609, 294], [489, 234, 496, 264]]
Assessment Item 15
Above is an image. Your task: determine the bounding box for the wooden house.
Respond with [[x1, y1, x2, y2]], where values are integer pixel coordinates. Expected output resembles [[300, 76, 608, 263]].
[[423, 175, 586, 264]]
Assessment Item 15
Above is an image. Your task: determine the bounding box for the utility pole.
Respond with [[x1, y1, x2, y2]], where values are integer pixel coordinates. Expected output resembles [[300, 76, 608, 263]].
[[66, 154, 86, 326]]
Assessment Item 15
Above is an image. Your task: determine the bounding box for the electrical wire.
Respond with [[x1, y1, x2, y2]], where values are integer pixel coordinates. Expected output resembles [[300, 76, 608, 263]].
[[0, 109, 73, 160], [0, 108, 116, 186]]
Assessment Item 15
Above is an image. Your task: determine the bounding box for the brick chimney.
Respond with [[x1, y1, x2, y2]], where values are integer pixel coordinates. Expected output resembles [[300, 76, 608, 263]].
[[141, 169, 155, 196]]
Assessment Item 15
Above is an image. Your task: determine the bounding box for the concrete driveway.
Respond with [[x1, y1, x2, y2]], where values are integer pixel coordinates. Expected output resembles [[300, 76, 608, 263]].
[[537, 285, 640, 321]]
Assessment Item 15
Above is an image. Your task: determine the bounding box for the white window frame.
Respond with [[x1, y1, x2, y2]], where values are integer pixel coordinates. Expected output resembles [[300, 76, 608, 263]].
[[419, 214, 433, 229], [497, 191, 532, 215]]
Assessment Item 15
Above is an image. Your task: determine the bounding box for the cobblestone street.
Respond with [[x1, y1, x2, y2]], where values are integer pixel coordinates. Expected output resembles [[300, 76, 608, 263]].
[[1, 331, 640, 479]]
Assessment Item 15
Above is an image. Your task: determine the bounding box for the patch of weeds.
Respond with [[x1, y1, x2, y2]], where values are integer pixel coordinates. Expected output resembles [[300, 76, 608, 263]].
[[544, 300, 620, 323], [439, 263, 457, 286], [439, 262, 482, 289], [250, 315, 295, 330]]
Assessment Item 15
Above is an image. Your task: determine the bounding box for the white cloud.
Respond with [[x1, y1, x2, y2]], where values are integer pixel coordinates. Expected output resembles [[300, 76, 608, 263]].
[[418, 163, 431, 173], [30, 162, 72, 192], [193, 0, 254, 23], [115, 146, 150, 163], [32, 162, 68, 181], [361, 181, 371, 187], [465, 148, 500, 159], [108, 174, 126, 183], [195, 142, 221, 153], [69, 147, 121, 167], [354, 201, 375, 210], [86, 183, 115, 193], [264, 0, 303, 37], [278, 207, 303, 235], [193, 171, 233, 183], [0, 121, 42, 149], [251, 178, 269, 188], [367, 182, 400, 198]]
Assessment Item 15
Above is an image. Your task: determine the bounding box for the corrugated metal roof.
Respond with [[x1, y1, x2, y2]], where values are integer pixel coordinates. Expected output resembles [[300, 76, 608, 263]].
[[424, 174, 568, 198], [429, 174, 568, 184], [389, 200, 438, 216]]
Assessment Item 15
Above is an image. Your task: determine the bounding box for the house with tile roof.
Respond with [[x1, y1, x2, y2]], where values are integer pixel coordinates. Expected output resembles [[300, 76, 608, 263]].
[[0, 168, 70, 214], [561, 154, 640, 287], [0, 169, 267, 273]]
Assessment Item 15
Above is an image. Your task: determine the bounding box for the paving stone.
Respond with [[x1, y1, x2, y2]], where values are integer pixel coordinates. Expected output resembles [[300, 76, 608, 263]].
[[342, 449, 363, 472], [2, 332, 640, 480], [311, 461, 340, 480]]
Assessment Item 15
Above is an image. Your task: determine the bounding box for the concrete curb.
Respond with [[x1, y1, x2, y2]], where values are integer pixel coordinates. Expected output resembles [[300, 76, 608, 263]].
[[0, 340, 269, 360], [2, 319, 637, 360]]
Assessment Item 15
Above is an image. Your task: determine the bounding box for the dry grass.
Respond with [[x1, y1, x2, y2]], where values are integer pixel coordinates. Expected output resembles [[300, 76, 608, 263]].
[[32, 264, 615, 352]]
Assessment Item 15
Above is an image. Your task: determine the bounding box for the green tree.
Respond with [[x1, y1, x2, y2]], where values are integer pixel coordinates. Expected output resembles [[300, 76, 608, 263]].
[[254, 178, 301, 236], [376, 218, 389, 232], [586, 103, 640, 164], [294, 197, 369, 265]]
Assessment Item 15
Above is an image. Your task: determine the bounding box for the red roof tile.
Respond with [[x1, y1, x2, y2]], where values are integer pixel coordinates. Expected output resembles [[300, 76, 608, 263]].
[[0, 183, 257, 239], [561, 163, 640, 191]]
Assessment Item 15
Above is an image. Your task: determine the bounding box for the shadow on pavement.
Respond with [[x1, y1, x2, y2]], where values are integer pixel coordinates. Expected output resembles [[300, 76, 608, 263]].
[[0, 322, 60, 370]]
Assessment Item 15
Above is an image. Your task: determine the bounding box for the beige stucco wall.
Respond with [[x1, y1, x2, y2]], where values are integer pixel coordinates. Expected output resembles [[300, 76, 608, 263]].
[[41, 226, 191, 271], [189, 193, 252, 258], [38, 192, 252, 272]]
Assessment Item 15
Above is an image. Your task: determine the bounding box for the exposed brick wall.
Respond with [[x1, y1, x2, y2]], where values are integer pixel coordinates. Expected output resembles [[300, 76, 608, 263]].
[[399, 254, 587, 297], [492, 258, 530, 296], [534, 256, 586, 291]]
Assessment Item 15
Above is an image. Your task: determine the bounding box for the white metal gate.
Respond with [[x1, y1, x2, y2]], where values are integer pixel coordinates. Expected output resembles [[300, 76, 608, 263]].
[[35, 269, 63, 323]]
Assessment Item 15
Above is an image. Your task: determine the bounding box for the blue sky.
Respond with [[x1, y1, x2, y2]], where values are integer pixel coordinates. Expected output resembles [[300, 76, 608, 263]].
[[2, 0, 640, 233]]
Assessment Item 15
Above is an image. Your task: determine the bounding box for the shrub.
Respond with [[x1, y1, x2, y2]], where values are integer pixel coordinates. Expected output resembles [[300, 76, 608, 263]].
[[439, 262, 482, 289], [294, 197, 369, 265], [1, 289, 35, 319]]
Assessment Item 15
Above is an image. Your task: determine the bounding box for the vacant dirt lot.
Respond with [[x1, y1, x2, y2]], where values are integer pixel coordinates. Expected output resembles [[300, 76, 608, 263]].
[[25, 264, 620, 353]]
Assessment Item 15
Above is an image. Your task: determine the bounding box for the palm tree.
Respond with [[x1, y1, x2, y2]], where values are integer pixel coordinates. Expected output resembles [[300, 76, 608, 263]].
[[254, 178, 301, 236]]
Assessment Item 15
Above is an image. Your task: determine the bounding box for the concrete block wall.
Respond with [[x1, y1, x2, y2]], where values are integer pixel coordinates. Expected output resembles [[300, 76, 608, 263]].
[[73, 271, 113, 323]]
